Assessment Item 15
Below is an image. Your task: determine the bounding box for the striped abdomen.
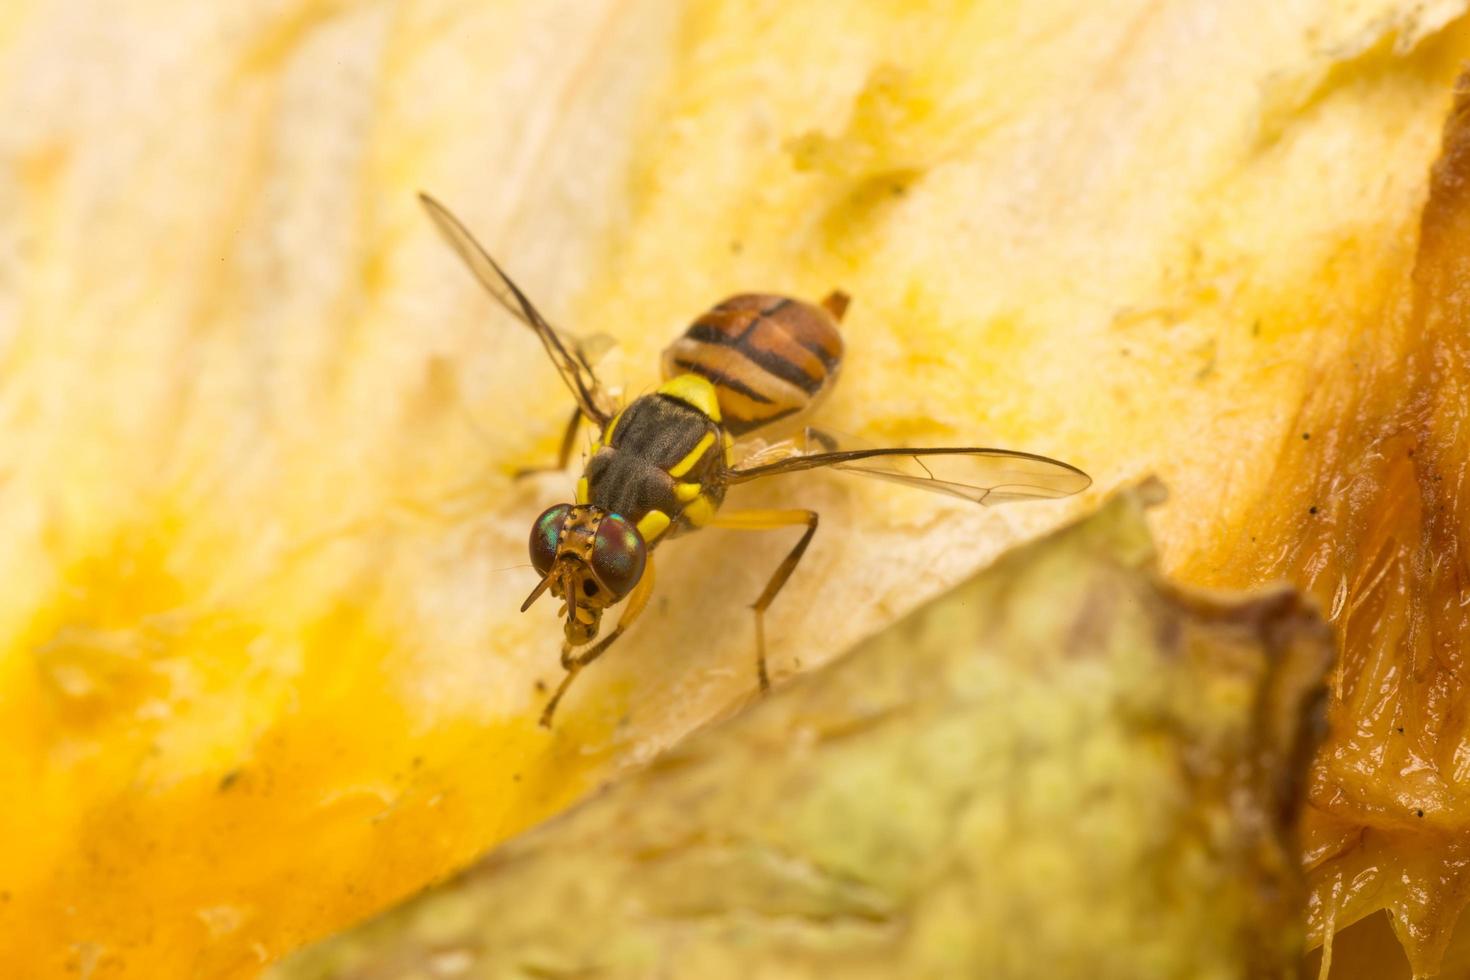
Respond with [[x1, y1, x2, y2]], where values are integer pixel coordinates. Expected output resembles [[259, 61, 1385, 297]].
[[660, 291, 847, 436]]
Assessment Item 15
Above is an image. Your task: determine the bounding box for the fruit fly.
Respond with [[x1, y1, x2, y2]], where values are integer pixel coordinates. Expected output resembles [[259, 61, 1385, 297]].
[[420, 193, 1091, 727]]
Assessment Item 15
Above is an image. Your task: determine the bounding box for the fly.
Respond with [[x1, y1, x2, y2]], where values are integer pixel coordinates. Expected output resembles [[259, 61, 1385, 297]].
[[420, 193, 1091, 727]]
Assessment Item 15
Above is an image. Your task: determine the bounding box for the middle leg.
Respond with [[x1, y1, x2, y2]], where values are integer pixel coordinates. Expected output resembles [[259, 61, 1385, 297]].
[[709, 509, 819, 692]]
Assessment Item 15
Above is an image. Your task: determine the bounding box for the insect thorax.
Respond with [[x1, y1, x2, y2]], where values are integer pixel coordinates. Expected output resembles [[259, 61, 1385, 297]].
[[580, 379, 731, 546]]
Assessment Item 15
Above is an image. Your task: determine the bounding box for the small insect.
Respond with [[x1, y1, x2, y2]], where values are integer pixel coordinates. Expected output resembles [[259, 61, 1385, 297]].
[[421, 193, 1091, 727]]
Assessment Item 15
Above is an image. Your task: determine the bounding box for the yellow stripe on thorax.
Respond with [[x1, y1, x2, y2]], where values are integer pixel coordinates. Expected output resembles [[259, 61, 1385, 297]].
[[668, 431, 715, 478], [596, 407, 626, 451], [637, 510, 671, 542], [657, 374, 721, 422], [681, 494, 717, 527]]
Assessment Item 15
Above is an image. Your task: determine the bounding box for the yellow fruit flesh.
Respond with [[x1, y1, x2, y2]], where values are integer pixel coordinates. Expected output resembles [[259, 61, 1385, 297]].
[[2, 1, 1469, 975]]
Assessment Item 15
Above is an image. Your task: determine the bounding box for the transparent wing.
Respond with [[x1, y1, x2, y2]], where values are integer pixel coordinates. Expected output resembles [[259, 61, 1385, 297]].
[[728, 427, 1090, 505], [420, 193, 614, 425], [573, 331, 617, 369]]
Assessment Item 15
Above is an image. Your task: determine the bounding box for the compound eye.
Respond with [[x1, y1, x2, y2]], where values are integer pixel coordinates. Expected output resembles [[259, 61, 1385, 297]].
[[529, 504, 572, 575], [591, 514, 647, 600]]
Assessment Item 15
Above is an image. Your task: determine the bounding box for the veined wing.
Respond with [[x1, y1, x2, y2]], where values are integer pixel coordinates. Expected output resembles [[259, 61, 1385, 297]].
[[420, 192, 614, 426], [727, 427, 1090, 505]]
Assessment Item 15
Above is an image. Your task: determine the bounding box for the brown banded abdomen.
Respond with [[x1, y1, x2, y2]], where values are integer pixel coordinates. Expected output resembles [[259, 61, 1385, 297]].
[[660, 292, 847, 436]]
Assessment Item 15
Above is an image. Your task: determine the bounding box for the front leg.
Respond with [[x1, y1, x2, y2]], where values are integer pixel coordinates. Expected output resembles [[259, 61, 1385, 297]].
[[514, 406, 584, 479], [709, 509, 819, 692], [540, 555, 657, 728]]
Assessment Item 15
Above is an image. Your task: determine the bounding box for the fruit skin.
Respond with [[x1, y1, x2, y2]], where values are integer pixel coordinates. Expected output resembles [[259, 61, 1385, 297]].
[[271, 485, 1333, 980], [1, 1, 1468, 976]]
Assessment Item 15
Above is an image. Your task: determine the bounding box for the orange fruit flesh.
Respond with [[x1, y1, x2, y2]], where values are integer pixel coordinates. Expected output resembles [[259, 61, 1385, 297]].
[[1175, 75, 1470, 976]]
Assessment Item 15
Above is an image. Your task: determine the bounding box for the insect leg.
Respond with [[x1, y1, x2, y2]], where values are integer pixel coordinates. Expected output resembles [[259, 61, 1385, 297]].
[[540, 556, 657, 728], [514, 407, 583, 479], [709, 509, 819, 692]]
